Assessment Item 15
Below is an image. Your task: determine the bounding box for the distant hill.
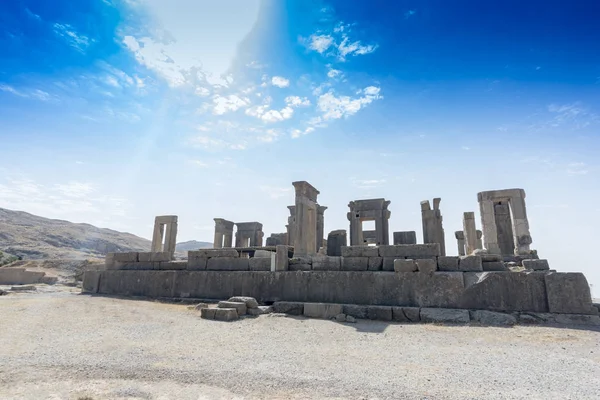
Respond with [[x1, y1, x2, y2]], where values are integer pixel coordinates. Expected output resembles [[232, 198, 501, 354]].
[[175, 240, 213, 252]]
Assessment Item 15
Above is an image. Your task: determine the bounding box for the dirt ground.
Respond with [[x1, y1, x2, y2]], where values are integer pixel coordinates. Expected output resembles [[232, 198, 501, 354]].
[[1, 287, 599, 400]]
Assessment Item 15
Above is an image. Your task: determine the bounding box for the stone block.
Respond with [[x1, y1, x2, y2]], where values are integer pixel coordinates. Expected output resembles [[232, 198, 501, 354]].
[[382, 257, 396, 271], [522, 259, 549, 271], [118, 262, 155, 270], [113, 252, 138, 262], [341, 257, 368, 271], [254, 250, 272, 258], [228, 296, 259, 309], [206, 257, 249, 271], [105, 253, 116, 269], [218, 301, 247, 316], [289, 263, 311, 271], [273, 301, 304, 315], [420, 308, 470, 324], [303, 303, 343, 319], [341, 246, 379, 257], [200, 308, 216, 320], [545, 272, 596, 314], [249, 257, 271, 271], [187, 256, 207, 270], [470, 310, 516, 326], [158, 261, 187, 270], [392, 307, 421, 322], [437, 256, 459, 271], [480, 254, 503, 262], [553, 314, 600, 326], [343, 304, 368, 319], [138, 252, 171, 262], [416, 259, 437, 273], [311, 256, 341, 271], [368, 257, 383, 271], [275, 245, 289, 271], [327, 230, 347, 257], [190, 249, 239, 258], [394, 259, 417, 272], [393, 231, 417, 245], [214, 308, 238, 321], [458, 255, 483, 272], [82, 271, 101, 293], [379, 244, 440, 258], [366, 306, 392, 321], [247, 306, 273, 316], [482, 261, 507, 272]]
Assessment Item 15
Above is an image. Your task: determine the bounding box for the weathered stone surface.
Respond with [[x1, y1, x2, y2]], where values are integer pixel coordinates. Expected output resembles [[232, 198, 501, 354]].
[[200, 308, 216, 319], [187, 256, 207, 270], [249, 257, 271, 271], [482, 261, 507, 272], [81, 270, 101, 293], [228, 296, 259, 309], [327, 230, 347, 257], [0, 268, 47, 285], [190, 249, 239, 258], [553, 313, 600, 326], [470, 310, 516, 326], [207, 257, 249, 271], [189, 303, 208, 311], [254, 250, 272, 258], [522, 259, 549, 271], [288, 263, 311, 271], [393, 231, 417, 245], [247, 306, 273, 316], [158, 261, 187, 270], [379, 244, 440, 258], [289, 257, 311, 266], [341, 257, 368, 271], [480, 253, 503, 262], [341, 246, 379, 257], [345, 315, 356, 323], [138, 252, 171, 262], [416, 259, 437, 273], [311, 256, 341, 271], [382, 257, 396, 271], [462, 271, 548, 312], [458, 255, 483, 272], [392, 307, 420, 322], [10, 285, 36, 291], [275, 245, 289, 271], [214, 308, 238, 321], [343, 304, 368, 319], [366, 306, 392, 321], [368, 257, 383, 271], [545, 272, 595, 314], [304, 303, 343, 319], [113, 252, 138, 262], [413, 272, 465, 308], [420, 308, 470, 324], [273, 301, 304, 315], [117, 262, 156, 270], [334, 313, 347, 322], [394, 259, 417, 272], [218, 300, 247, 315], [437, 256, 459, 271]]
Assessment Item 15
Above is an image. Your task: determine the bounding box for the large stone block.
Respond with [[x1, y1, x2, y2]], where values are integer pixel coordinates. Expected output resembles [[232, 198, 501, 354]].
[[98, 270, 176, 298], [341, 246, 379, 257], [214, 308, 238, 321], [249, 257, 271, 271], [394, 259, 417, 272], [190, 249, 239, 258], [382, 257, 396, 271], [206, 257, 249, 271], [311, 256, 341, 271], [393, 231, 417, 245], [343, 304, 368, 319], [138, 252, 171, 262], [412, 272, 465, 308], [545, 272, 595, 314], [416, 259, 437, 273], [82, 270, 101, 293], [461, 271, 548, 312], [327, 230, 347, 257], [200, 308, 216, 320], [275, 245, 289, 271], [228, 296, 259, 309], [368, 257, 383, 271], [482, 261, 507, 272], [158, 261, 187, 270], [289, 263, 311, 271], [218, 300, 247, 316], [522, 259, 550, 271], [366, 306, 392, 321], [273, 301, 304, 315], [470, 310, 516, 326], [420, 308, 470, 324], [113, 252, 138, 262], [379, 244, 440, 258], [187, 256, 207, 270], [254, 250, 272, 258], [341, 257, 368, 271], [437, 256, 459, 271], [391, 307, 420, 322], [304, 303, 343, 319], [458, 255, 483, 272]]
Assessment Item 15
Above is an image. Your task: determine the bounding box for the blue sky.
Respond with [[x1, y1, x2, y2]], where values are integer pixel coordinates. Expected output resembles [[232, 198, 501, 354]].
[[1, 0, 599, 294]]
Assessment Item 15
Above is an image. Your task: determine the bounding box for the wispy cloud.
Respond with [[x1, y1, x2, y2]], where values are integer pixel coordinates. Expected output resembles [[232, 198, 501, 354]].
[[301, 20, 378, 61], [0, 84, 57, 102], [317, 86, 382, 120], [271, 76, 290, 88], [566, 162, 588, 175], [53, 23, 92, 53]]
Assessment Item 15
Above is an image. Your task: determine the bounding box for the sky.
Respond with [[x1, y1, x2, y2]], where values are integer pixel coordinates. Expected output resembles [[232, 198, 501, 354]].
[[0, 0, 599, 295]]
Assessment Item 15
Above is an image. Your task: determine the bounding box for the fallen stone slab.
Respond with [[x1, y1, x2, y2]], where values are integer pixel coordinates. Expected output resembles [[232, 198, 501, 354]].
[[470, 310, 516, 326], [228, 296, 259, 309], [394, 259, 417, 272], [214, 308, 239, 321], [218, 301, 247, 316], [545, 272, 596, 315], [247, 306, 273, 316], [273, 301, 304, 315], [10, 285, 36, 291], [334, 313, 347, 322], [303, 303, 343, 319], [392, 307, 421, 323], [420, 308, 470, 324], [200, 308, 216, 320], [345, 315, 356, 323]]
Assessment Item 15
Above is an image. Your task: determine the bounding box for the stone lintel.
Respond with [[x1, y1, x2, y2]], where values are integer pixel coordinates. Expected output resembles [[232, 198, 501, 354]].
[[214, 218, 234, 230], [477, 188, 526, 202], [155, 215, 178, 224], [348, 198, 390, 212], [455, 231, 465, 240], [235, 221, 263, 231], [292, 181, 319, 201]]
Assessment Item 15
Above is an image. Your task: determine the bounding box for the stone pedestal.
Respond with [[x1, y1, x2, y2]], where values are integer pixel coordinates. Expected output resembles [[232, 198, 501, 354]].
[[151, 215, 178, 259], [292, 181, 319, 257], [327, 230, 347, 256], [393, 231, 417, 245], [421, 198, 446, 256], [213, 218, 234, 248]]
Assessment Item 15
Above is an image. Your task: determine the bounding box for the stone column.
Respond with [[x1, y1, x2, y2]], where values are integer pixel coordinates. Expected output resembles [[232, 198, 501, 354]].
[[455, 231, 465, 256], [494, 202, 515, 256], [327, 230, 347, 256], [151, 215, 178, 259], [377, 206, 391, 245], [509, 192, 532, 255], [476, 230, 483, 249], [287, 206, 296, 248], [213, 218, 234, 248], [292, 181, 319, 257], [151, 222, 165, 252], [393, 231, 417, 245], [316, 205, 327, 251], [478, 198, 501, 255], [463, 212, 478, 255], [347, 203, 363, 246], [421, 198, 446, 256]]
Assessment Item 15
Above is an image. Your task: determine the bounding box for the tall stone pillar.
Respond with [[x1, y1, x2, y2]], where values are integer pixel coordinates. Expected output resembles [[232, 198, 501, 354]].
[[494, 202, 515, 255], [347, 207, 363, 246], [509, 193, 532, 255], [287, 206, 296, 248], [316, 205, 327, 251], [463, 212, 478, 255], [455, 231, 465, 256], [327, 230, 347, 256], [292, 181, 319, 257], [478, 198, 501, 255], [421, 198, 446, 256], [476, 230, 483, 250], [213, 218, 234, 248], [151, 215, 178, 259]]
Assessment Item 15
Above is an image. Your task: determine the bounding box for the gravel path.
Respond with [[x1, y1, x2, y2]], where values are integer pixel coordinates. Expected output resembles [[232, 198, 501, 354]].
[[1, 290, 599, 399]]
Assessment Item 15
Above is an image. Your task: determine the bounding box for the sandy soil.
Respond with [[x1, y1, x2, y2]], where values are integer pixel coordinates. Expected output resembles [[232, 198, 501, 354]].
[[0, 288, 599, 400]]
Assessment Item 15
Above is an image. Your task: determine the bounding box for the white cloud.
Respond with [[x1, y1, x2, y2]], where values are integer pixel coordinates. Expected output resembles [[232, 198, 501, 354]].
[[212, 95, 250, 115], [306, 34, 335, 53], [290, 126, 315, 139], [327, 67, 343, 79], [337, 37, 377, 60], [271, 76, 290, 88], [566, 162, 588, 175], [285, 96, 311, 107], [317, 86, 382, 120], [260, 107, 294, 123], [53, 23, 91, 53], [195, 87, 210, 97], [0, 84, 55, 102]]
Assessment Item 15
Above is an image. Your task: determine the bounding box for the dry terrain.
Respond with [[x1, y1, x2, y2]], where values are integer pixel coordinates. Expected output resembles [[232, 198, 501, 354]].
[[1, 287, 599, 400]]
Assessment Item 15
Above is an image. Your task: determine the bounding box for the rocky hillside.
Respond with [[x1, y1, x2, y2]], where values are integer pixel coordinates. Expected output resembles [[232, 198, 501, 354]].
[[0, 207, 152, 260], [175, 240, 212, 252]]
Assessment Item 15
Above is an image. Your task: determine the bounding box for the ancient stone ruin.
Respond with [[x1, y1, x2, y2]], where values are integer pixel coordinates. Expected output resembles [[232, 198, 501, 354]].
[[83, 181, 599, 326]]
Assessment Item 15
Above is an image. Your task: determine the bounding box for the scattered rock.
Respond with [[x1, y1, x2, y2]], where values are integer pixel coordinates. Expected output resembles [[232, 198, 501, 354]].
[[214, 308, 239, 321], [247, 306, 273, 316], [218, 301, 247, 316], [334, 313, 347, 322], [228, 296, 259, 309], [0, 289, 6, 296], [345, 315, 356, 323], [200, 308, 216, 320], [188, 303, 208, 311]]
